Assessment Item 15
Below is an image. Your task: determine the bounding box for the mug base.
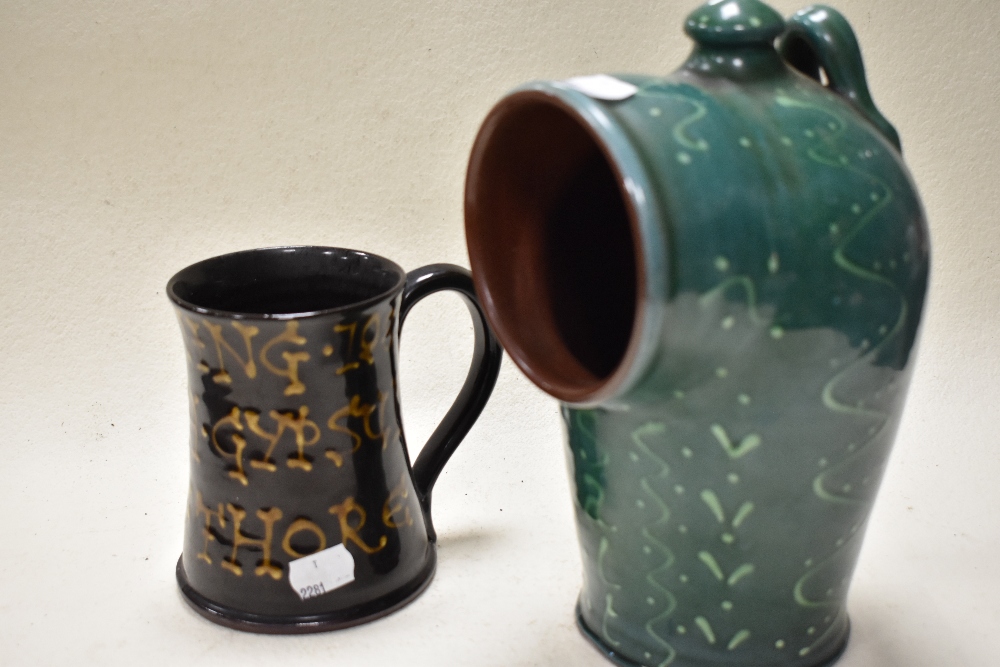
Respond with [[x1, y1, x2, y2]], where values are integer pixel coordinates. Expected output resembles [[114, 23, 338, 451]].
[[575, 601, 850, 667], [176, 549, 436, 634]]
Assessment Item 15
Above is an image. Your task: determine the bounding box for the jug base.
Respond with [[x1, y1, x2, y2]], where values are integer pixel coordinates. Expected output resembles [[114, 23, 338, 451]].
[[575, 602, 850, 667], [176, 551, 436, 634]]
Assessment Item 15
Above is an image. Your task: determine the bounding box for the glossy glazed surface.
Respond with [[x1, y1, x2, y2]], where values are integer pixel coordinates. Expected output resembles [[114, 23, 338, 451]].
[[465, 1, 929, 665], [169, 247, 502, 631]]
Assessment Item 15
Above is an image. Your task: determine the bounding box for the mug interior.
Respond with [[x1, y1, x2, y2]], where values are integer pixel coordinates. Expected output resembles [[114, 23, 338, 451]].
[[168, 246, 405, 317]]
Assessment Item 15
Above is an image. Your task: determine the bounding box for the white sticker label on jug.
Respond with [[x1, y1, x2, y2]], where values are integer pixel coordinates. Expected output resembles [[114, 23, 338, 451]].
[[288, 543, 356, 601], [560, 74, 638, 101]]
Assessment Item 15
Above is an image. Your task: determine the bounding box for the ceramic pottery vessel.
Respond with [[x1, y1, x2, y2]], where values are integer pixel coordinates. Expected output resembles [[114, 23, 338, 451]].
[[168, 247, 502, 633], [465, 1, 929, 665]]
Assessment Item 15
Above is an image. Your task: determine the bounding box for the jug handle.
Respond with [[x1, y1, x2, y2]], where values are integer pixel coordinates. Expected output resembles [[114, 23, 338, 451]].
[[777, 5, 902, 152], [399, 264, 503, 542]]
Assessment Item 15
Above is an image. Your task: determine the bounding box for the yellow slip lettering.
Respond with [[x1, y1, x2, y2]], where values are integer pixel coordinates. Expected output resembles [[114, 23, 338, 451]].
[[221, 505, 283, 579], [329, 497, 387, 555], [193, 490, 227, 564], [204, 321, 259, 384], [211, 407, 249, 485], [246, 406, 321, 472], [382, 473, 414, 528], [282, 518, 328, 558], [259, 321, 310, 396]]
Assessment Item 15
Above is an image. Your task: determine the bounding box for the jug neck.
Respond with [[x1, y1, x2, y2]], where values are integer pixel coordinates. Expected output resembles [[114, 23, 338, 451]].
[[682, 44, 788, 81]]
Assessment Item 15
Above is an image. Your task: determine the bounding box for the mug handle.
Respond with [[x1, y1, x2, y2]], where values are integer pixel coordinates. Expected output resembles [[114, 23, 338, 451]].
[[398, 263, 503, 541]]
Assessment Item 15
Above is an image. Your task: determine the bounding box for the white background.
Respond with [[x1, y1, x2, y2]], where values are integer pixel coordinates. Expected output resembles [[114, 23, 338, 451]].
[[1, 1, 997, 665]]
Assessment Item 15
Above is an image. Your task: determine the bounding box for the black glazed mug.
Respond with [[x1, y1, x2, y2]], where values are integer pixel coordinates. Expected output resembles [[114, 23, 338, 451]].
[[167, 246, 503, 633]]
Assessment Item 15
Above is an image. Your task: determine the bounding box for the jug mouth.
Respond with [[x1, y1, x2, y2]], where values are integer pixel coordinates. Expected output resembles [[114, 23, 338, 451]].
[[465, 85, 665, 405]]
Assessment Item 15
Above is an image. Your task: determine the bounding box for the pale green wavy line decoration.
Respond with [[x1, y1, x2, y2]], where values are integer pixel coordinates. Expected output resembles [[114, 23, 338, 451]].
[[575, 411, 609, 517], [597, 537, 625, 649], [699, 276, 767, 325], [667, 96, 710, 152], [597, 537, 622, 592], [640, 476, 679, 667], [632, 422, 669, 477], [811, 420, 889, 506], [792, 530, 859, 609], [602, 593, 623, 648], [637, 89, 711, 152], [582, 475, 606, 516], [628, 423, 678, 666], [780, 92, 908, 657]]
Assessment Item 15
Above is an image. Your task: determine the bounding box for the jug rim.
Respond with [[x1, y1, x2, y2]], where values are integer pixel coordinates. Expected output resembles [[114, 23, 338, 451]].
[[465, 82, 668, 405]]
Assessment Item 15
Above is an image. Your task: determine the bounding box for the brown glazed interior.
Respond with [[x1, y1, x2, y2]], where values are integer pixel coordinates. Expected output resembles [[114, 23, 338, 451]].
[[465, 91, 644, 404]]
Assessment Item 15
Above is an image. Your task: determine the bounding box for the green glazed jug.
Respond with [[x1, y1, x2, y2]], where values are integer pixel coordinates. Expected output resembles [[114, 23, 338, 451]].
[[464, 1, 929, 666]]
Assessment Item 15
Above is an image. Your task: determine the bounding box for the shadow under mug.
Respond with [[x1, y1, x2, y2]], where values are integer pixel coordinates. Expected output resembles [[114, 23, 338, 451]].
[[167, 246, 503, 633]]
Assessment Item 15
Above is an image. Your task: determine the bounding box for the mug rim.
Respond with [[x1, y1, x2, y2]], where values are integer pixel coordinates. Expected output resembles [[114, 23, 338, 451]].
[[166, 245, 407, 320]]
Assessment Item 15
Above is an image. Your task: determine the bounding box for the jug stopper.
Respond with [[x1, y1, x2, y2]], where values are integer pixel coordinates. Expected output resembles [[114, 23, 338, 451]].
[[685, 0, 786, 47]]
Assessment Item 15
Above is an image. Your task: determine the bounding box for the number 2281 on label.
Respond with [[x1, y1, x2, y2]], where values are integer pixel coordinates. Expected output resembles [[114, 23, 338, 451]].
[[287, 544, 356, 601]]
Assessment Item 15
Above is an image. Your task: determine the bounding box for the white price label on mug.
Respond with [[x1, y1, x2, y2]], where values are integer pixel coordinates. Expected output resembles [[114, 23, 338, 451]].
[[560, 74, 638, 101], [288, 544, 356, 601]]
